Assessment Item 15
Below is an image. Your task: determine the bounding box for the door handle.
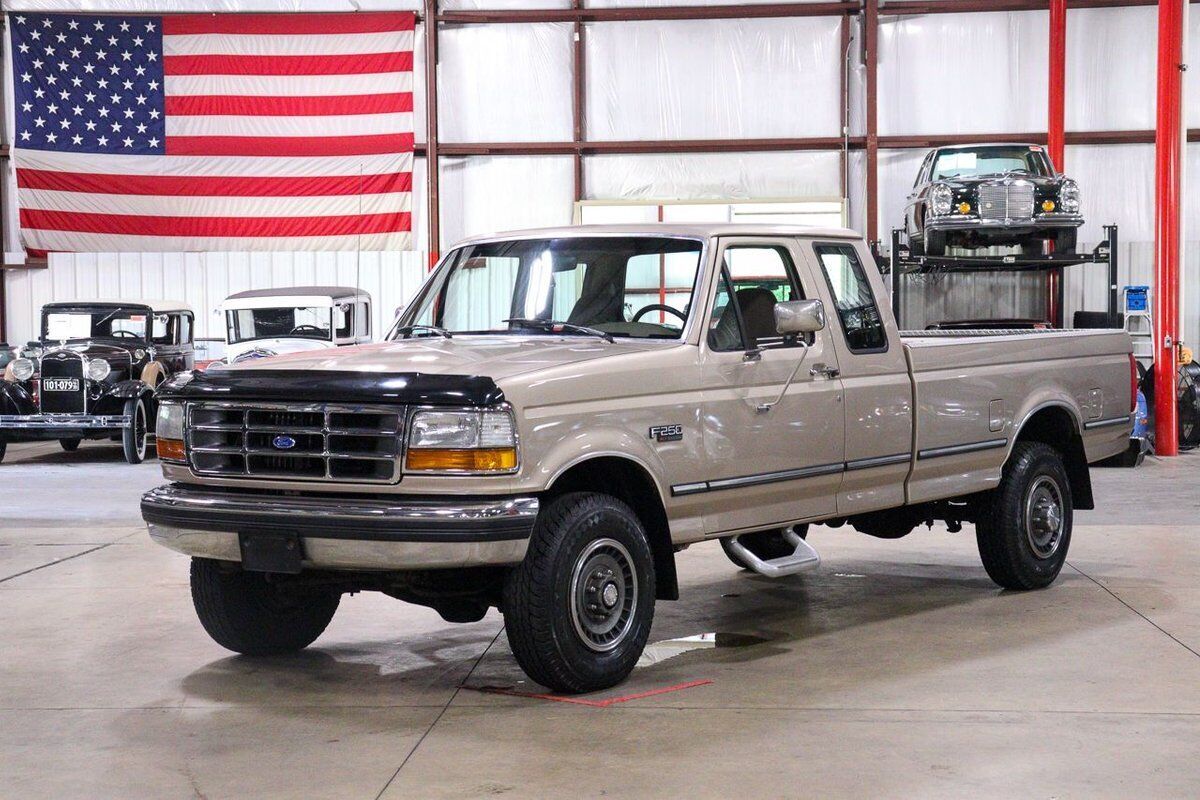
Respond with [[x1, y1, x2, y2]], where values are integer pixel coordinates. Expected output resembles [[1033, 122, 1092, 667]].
[[809, 363, 840, 379]]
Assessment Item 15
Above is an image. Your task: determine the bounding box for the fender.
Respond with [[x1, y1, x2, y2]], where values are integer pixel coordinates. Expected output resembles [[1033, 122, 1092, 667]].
[[140, 360, 166, 388], [109, 379, 152, 400], [0, 380, 36, 415], [540, 427, 670, 500]]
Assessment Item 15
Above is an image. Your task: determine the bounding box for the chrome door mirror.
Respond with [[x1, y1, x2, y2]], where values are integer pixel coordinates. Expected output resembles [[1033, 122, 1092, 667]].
[[774, 299, 826, 335]]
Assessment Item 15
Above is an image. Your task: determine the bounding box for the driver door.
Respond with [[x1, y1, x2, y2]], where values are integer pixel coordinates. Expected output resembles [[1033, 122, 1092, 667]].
[[697, 237, 845, 536]]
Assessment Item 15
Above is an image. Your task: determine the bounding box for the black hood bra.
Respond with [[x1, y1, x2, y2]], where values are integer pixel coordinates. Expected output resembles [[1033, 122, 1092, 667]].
[[159, 368, 505, 407]]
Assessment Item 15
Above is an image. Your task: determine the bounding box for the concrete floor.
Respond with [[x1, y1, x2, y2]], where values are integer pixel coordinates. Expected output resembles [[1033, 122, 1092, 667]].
[[3, 439, 1199, 799]]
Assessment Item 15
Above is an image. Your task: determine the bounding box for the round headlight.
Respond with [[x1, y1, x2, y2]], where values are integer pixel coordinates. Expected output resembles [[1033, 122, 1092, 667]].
[[86, 358, 111, 381], [1060, 180, 1081, 214], [133, 349, 147, 361], [10, 357, 35, 382], [930, 183, 954, 216]]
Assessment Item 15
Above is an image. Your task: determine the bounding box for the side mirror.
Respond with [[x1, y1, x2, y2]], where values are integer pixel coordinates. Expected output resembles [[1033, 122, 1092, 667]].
[[774, 299, 826, 335]]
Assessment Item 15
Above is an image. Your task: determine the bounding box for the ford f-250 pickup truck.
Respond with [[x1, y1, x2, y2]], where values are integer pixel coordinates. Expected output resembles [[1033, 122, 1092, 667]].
[[142, 224, 1134, 693]]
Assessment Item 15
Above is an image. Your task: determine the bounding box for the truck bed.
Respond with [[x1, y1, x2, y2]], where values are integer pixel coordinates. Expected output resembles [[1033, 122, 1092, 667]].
[[899, 328, 1131, 505]]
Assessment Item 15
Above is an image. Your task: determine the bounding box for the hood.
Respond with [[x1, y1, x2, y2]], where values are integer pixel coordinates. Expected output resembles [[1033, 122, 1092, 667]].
[[941, 173, 1062, 190], [40, 341, 137, 362], [220, 335, 667, 383]]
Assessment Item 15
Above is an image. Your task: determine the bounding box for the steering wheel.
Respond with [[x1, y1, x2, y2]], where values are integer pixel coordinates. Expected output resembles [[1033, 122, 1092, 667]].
[[289, 324, 324, 335], [111, 329, 138, 339], [631, 304, 686, 324]]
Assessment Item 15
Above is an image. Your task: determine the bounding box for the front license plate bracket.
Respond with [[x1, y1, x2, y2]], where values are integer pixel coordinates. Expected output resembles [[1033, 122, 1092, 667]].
[[238, 531, 303, 574]]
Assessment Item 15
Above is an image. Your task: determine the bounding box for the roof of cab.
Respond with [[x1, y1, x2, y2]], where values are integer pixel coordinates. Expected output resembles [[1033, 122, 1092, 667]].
[[225, 286, 366, 301], [44, 299, 193, 314], [451, 222, 862, 248]]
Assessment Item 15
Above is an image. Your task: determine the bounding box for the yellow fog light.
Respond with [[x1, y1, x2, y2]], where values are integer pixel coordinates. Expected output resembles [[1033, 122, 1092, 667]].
[[406, 447, 518, 473], [957, 202, 971, 214], [1042, 200, 1056, 212]]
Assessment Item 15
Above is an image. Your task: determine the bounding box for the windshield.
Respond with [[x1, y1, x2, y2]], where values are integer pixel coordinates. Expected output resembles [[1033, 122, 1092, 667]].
[[394, 237, 704, 340], [226, 307, 333, 345], [42, 309, 151, 343], [931, 147, 1053, 180]]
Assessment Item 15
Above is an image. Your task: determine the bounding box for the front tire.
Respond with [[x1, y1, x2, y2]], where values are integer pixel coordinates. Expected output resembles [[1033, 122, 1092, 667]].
[[976, 442, 1072, 590], [503, 493, 656, 693], [190, 558, 340, 655], [0, 441, 6, 463], [60, 438, 81, 452], [122, 397, 148, 464]]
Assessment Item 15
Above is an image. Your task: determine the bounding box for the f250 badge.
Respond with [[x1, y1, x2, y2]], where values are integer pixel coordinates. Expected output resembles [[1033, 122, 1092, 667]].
[[649, 424, 683, 443]]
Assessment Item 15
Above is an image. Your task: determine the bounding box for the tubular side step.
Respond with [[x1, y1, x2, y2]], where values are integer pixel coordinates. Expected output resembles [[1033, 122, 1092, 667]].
[[727, 528, 820, 578]]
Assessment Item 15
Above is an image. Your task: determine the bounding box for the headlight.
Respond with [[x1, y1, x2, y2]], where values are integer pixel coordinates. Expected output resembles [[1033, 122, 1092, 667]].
[[86, 358, 111, 381], [134, 349, 146, 361], [155, 402, 187, 463], [1059, 179, 1080, 214], [10, 358, 35, 382], [406, 408, 518, 473], [930, 183, 953, 216]]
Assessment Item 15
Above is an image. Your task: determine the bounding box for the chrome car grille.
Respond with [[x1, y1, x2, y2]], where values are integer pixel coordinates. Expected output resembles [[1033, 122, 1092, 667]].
[[38, 351, 86, 414], [978, 181, 1034, 222], [187, 402, 404, 484]]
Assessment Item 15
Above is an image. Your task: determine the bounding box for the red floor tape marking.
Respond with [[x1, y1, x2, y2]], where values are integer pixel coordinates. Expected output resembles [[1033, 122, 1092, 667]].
[[468, 679, 713, 707]]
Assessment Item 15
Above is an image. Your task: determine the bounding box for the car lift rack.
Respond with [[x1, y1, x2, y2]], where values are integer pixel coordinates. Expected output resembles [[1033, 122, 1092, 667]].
[[883, 224, 1119, 330]]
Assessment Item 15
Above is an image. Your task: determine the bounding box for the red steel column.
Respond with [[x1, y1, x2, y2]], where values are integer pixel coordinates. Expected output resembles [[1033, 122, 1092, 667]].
[[1153, 0, 1184, 455], [864, 0, 878, 243], [1046, 0, 1066, 326], [425, 0, 441, 268]]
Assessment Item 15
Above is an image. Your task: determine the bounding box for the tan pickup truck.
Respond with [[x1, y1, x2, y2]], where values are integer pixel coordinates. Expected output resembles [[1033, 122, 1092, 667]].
[[143, 224, 1134, 692]]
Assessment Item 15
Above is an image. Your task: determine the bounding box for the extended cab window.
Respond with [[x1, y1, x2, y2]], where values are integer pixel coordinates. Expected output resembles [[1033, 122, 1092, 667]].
[[814, 243, 887, 353]]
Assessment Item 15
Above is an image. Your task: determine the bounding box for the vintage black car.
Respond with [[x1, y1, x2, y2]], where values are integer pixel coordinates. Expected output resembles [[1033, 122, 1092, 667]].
[[0, 300, 195, 464], [905, 143, 1083, 256]]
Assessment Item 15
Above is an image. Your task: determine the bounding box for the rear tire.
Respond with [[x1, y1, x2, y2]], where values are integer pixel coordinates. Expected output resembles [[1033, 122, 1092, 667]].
[[60, 438, 81, 452], [976, 442, 1072, 590], [721, 525, 809, 570], [1053, 228, 1078, 255], [190, 558, 340, 655], [503, 492, 656, 693], [122, 397, 147, 464]]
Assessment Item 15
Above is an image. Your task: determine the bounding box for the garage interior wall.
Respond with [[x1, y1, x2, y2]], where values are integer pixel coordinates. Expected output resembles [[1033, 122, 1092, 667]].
[[2, 2, 1197, 343]]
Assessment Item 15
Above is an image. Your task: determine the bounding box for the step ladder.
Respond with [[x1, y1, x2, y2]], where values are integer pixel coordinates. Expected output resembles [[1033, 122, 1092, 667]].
[[1123, 285, 1153, 362], [726, 528, 821, 577]]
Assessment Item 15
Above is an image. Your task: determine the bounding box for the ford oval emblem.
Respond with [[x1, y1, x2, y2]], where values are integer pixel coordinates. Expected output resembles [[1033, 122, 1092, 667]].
[[272, 435, 297, 450]]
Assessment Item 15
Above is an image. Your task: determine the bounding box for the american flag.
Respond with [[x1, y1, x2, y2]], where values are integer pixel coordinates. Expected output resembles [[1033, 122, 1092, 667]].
[[10, 11, 415, 255]]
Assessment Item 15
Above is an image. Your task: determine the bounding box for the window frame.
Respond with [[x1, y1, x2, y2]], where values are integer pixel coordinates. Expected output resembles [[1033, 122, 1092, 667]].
[[717, 241, 812, 351], [706, 265, 749, 353], [811, 241, 890, 356]]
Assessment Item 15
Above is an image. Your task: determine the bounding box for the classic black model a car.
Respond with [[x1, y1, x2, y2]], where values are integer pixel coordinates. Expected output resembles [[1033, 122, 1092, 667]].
[[0, 300, 195, 464], [905, 143, 1083, 256]]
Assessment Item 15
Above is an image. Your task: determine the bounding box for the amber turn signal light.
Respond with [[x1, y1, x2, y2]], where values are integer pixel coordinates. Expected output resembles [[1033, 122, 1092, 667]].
[[406, 447, 518, 473], [1042, 200, 1056, 212], [157, 437, 187, 463], [957, 202, 971, 214]]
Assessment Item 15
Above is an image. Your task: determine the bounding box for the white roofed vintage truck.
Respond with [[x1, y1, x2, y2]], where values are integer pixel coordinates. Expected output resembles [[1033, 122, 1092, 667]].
[[143, 224, 1134, 692], [219, 286, 371, 364]]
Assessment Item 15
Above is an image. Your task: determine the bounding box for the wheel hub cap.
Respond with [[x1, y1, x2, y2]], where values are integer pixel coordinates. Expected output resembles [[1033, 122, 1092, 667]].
[[1024, 475, 1065, 559], [570, 539, 638, 653]]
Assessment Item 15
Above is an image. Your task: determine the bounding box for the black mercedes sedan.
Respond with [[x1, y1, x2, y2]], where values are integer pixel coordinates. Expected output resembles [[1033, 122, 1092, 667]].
[[0, 300, 194, 464], [904, 143, 1083, 256]]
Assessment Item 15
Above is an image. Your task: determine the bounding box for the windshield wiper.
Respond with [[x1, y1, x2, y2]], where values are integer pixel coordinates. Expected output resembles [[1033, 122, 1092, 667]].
[[394, 324, 453, 339], [503, 318, 613, 343]]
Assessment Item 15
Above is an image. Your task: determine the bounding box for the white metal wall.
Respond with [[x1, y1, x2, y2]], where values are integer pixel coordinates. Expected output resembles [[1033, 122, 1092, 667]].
[[2, 4, 1198, 346], [3, 251, 429, 345]]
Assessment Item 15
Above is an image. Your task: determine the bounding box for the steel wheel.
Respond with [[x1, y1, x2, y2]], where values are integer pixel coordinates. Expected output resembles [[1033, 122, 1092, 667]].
[[569, 537, 638, 653], [1024, 474, 1065, 559]]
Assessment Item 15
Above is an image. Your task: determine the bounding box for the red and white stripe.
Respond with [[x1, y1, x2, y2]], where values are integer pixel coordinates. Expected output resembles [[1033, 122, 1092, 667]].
[[15, 11, 414, 255]]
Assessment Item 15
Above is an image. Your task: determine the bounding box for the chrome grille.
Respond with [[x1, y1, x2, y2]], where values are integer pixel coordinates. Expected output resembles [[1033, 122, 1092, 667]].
[[38, 351, 86, 414], [187, 402, 404, 483], [978, 181, 1034, 221]]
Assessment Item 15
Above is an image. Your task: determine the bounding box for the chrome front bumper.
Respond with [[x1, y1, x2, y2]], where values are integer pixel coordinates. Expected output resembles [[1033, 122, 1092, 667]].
[[0, 413, 130, 429], [142, 484, 539, 571], [925, 213, 1083, 233]]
